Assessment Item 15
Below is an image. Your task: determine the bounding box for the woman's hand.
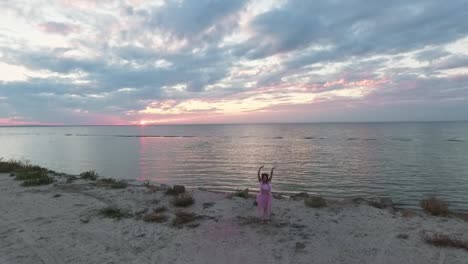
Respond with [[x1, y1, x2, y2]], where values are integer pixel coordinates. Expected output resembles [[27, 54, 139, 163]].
[[269, 166, 276, 182]]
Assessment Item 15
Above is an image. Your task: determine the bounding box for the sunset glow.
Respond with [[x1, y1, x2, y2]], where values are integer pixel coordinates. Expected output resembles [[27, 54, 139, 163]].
[[1, 0, 467, 125]]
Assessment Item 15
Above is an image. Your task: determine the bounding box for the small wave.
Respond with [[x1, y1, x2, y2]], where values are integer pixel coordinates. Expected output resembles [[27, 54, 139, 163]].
[[347, 138, 358, 140], [65, 134, 72, 136], [364, 138, 377, 141], [273, 136, 283, 139], [304, 137, 315, 139], [114, 135, 192, 138], [447, 139, 466, 142], [71, 134, 196, 138], [391, 138, 412, 141]]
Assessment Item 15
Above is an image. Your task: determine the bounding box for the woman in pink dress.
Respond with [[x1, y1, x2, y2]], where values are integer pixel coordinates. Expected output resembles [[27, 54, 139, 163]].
[[256, 165, 275, 222]]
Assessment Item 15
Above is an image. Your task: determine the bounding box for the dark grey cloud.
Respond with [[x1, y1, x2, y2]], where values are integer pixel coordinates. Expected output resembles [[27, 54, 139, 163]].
[[239, 0, 468, 65], [144, 0, 247, 41]]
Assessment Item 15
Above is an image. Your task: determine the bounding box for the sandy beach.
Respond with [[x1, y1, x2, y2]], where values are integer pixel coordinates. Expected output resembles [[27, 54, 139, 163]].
[[0, 172, 467, 264]]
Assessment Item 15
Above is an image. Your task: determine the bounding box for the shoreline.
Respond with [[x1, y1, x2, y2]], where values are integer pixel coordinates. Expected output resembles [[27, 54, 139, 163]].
[[1, 168, 467, 263]]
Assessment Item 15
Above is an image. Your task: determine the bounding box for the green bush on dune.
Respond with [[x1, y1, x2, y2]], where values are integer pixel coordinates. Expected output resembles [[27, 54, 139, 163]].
[[96, 178, 128, 189], [304, 196, 327, 208], [0, 158, 54, 187], [80, 170, 99, 181], [0, 158, 26, 173]]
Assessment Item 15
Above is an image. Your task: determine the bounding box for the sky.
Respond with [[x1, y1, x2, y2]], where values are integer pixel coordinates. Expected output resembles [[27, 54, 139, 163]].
[[0, 0, 468, 125]]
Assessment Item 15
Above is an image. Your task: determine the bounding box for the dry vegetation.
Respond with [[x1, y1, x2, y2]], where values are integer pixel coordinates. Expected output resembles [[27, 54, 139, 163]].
[[304, 196, 327, 208], [153, 206, 168, 213], [96, 178, 128, 189], [165, 185, 186, 195], [420, 196, 449, 216], [99, 206, 131, 219], [234, 188, 249, 198], [171, 211, 199, 227], [143, 212, 169, 223], [172, 193, 195, 207], [0, 158, 26, 172], [80, 170, 99, 181], [423, 233, 468, 251]]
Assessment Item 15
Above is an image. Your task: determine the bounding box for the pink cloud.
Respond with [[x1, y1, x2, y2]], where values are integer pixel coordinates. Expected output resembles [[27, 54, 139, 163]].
[[0, 117, 63, 126]]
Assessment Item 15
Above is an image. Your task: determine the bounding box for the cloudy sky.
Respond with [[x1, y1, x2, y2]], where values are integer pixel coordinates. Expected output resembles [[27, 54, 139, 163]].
[[0, 0, 467, 125]]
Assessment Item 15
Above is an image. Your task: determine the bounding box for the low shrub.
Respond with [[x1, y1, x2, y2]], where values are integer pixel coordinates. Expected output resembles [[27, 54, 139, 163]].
[[172, 193, 195, 207], [172, 211, 198, 227], [153, 206, 167, 213], [423, 233, 468, 251], [99, 207, 131, 219], [304, 196, 327, 208], [21, 175, 54, 186], [420, 196, 449, 216], [80, 170, 99, 181], [97, 178, 128, 189], [165, 185, 186, 195], [14, 166, 53, 187], [234, 188, 249, 198], [143, 212, 169, 223], [0, 158, 26, 172]]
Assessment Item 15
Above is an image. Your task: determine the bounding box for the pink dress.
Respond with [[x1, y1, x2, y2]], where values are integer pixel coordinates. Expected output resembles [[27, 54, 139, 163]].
[[256, 182, 272, 218]]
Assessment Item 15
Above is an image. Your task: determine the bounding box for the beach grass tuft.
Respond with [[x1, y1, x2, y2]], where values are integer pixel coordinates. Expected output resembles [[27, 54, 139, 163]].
[[171, 211, 198, 227], [80, 170, 99, 181], [0, 158, 27, 172], [423, 233, 468, 251], [97, 178, 128, 189], [165, 185, 186, 195], [12, 164, 54, 187], [420, 196, 449, 216], [172, 193, 195, 207], [99, 206, 131, 219], [143, 212, 169, 223], [234, 188, 249, 198], [153, 206, 167, 213], [304, 196, 327, 208]]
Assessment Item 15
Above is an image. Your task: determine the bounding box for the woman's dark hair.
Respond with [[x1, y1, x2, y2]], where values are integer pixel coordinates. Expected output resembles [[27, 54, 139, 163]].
[[261, 173, 269, 182]]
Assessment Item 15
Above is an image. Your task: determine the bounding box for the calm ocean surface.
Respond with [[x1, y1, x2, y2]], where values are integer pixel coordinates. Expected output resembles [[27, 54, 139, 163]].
[[1, 122, 467, 210]]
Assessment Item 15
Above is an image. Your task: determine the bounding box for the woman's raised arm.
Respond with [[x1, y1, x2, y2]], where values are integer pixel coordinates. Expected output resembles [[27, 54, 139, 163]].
[[269, 166, 275, 182], [257, 165, 264, 182]]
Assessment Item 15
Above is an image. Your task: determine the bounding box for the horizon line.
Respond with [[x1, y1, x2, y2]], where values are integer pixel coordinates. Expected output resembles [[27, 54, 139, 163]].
[[1, 120, 468, 127]]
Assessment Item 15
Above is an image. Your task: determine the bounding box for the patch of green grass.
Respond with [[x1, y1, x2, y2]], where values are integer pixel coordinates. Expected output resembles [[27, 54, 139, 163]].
[[304, 196, 327, 208], [21, 175, 54, 187], [99, 206, 131, 219], [80, 170, 99, 181], [172, 193, 195, 207], [171, 211, 199, 227], [13, 166, 53, 187]]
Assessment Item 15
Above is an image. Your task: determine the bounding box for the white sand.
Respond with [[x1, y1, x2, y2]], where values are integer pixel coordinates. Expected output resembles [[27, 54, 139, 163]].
[[0, 173, 467, 264]]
